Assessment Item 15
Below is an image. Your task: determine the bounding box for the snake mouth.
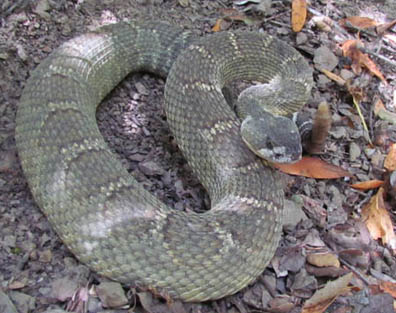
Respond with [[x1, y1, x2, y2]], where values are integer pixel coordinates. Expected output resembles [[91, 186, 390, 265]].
[[258, 146, 301, 164]]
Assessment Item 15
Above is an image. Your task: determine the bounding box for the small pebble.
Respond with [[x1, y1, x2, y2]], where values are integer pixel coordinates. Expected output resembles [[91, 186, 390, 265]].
[[349, 142, 361, 162]]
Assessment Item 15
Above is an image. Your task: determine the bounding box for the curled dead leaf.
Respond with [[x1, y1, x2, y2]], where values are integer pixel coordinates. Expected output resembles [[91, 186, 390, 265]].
[[302, 273, 353, 313], [361, 187, 396, 250]]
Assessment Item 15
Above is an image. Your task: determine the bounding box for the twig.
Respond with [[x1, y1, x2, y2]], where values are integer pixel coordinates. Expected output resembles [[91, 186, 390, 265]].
[[339, 258, 371, 285], [359, 46, 396, 68]]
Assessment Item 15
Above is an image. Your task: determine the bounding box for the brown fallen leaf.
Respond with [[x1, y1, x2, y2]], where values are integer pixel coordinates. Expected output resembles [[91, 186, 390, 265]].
[[342, 39, 387, 84], [302, 272, 353, 313], [350, 180, 384, 190], [291, 0, 307, 32], [339, 249, 370, 269], [274, 156, 352, 179], [339, 16, 378, 29], [361, 187, 396, 250], [384, 144, 396, 171]]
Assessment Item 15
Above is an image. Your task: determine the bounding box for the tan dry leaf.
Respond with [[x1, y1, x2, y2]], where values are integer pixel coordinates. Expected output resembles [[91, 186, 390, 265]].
[[274, 156, 352, 179], [291, 0, 307, 32], [384, 143, 396, 171], [339, 16, 378, 29], [321, 69, 346, 86], [350, 180, 384, 190], [361, 187, 396, 250], [306, 253, 340, 268], [302, 273, 353, 313]]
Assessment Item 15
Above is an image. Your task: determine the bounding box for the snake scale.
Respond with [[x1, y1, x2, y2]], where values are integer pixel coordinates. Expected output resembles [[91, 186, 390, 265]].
[[15, 21, 313, 301]]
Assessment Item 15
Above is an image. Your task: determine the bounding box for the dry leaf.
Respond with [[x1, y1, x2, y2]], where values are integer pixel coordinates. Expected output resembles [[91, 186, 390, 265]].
[[375, 98, 396, 125], [374, 97, 386, 115], [384, 143, 396, 171], [339, 16, 378, 29], [377, 19, 396, 35], [306, 253, 340, 268], [274, 156, 352, 179], [361, 187, 396, 250], [342, 39, 387, 84], [380, 281, 396, 298], [291, 0, 307, 32], [350, 180, 384, 190], [302, 273, 353, 313], [212, 19, 224, 32], [321, 69, 346, 86]]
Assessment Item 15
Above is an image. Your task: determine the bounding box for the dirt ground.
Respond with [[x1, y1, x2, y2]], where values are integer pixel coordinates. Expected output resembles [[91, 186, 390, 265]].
[[1, 0, 396, 312]]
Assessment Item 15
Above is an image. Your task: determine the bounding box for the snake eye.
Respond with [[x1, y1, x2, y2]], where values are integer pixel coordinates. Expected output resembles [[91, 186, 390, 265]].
[[266, 139, 274, 150]]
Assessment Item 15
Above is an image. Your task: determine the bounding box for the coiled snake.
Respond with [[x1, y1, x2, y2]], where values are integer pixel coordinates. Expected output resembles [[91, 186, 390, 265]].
[[15, 21, 313, 301]]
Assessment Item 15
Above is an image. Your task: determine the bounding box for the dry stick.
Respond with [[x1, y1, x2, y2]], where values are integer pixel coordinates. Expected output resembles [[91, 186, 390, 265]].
[[339, 258, 371, 285], [360, 46, 396, 68]]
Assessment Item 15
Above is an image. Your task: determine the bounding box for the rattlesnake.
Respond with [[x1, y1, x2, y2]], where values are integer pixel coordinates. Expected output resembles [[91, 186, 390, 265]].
[[15, 21, 313, 301]]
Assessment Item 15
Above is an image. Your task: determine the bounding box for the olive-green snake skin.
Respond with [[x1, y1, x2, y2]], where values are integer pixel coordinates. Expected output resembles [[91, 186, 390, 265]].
[[15, 21, 313, 302]]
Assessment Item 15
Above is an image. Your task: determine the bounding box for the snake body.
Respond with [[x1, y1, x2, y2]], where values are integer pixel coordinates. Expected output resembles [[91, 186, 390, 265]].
[[15, 21, 313, 301]]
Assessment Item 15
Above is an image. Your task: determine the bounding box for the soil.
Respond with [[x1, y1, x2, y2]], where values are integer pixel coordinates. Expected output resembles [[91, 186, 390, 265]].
[[1, 1, 396, 312]]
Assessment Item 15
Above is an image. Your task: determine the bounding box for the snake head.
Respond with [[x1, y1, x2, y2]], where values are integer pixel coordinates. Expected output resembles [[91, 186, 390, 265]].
[[241, 114, 302, 164]]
